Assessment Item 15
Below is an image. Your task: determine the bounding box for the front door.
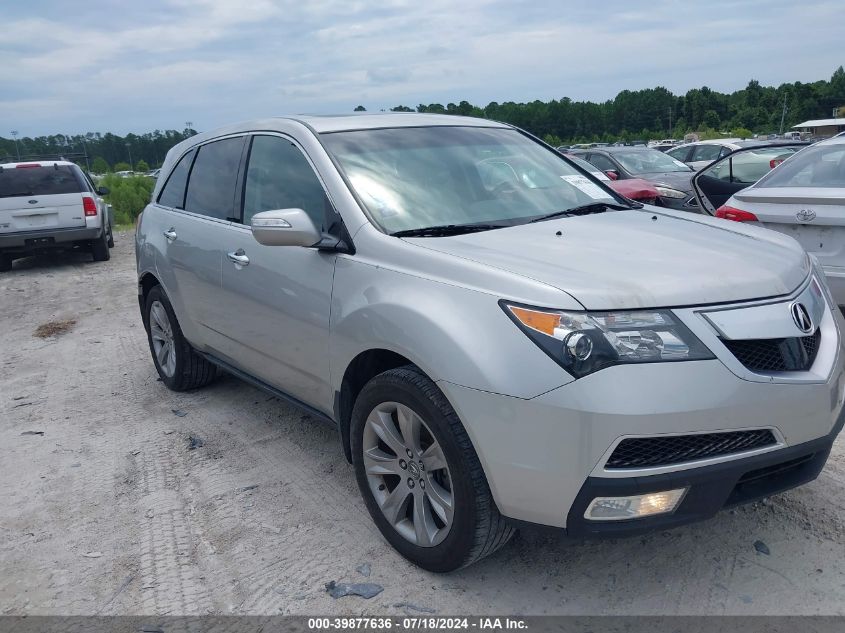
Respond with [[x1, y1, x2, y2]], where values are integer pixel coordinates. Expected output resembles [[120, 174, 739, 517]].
[[218, 134, 338, 412]]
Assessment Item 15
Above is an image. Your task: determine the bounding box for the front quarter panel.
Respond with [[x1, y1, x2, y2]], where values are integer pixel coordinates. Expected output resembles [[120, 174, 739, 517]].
[[330, 256, 575, 400]]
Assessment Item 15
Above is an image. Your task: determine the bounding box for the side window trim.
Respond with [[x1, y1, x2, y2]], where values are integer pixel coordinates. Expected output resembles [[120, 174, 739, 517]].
[[156, 148, 197, 210], [235, 132, 339, 227], [181, 134, 247, 222]]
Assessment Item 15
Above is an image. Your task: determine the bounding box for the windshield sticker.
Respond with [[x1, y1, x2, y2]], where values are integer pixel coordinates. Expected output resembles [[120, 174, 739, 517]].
[[560, 175, 609, 199]]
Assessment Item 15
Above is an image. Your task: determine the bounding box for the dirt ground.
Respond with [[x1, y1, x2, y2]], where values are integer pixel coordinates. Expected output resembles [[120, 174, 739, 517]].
[[1, 233, 845, 616]]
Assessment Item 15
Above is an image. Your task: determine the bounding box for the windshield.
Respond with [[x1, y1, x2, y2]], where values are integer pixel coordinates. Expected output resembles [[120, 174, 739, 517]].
[[611, 150, 692, 175], [754, 144, 845, 189], [321, 127, 620, 234], [0, 165, 84, 198]]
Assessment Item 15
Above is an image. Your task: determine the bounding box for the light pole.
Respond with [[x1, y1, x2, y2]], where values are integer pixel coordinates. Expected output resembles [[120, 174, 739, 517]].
[[10, 130, 20, 160], [126, 142, 134, 171], [185, 121, 193, 136]]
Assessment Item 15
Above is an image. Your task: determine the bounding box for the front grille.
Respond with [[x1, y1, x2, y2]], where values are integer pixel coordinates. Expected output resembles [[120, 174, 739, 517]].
[[722, 329, 821, 372], [606, 430, 777, 469]]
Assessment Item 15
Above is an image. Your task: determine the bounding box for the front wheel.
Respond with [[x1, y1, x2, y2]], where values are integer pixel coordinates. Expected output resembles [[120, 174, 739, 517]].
[[351, 366, 514, 572], [0, 254, 12, 272]]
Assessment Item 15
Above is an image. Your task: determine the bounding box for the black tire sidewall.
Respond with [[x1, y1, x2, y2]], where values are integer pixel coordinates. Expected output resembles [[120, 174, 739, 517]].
[[351, 370, 481, 572], [145, 286, 186, 390]]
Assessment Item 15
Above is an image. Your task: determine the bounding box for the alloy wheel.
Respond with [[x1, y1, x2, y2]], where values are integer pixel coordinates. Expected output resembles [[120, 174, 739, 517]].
[[362, 401, 454, 547], [149, 300, 176, 378]]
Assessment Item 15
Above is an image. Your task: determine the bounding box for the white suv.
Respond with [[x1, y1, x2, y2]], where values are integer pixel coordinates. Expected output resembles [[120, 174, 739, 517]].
[[0, 160, 114, 271]]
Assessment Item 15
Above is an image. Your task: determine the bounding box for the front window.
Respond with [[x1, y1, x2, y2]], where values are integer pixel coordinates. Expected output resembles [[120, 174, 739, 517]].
[[321, 126, 621, 234], [610, 150, 692, 175]]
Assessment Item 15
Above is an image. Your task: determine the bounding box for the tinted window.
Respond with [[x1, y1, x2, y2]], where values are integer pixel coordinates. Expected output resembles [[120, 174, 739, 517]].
[[158, 149, 195, 208], [665, 146, 689, 161], [587, 154, 617, 172], [243, 136, 330, 228], [185, 137, 245, 220], [0, 165, 83, 198], [691, 145, 722, 162]]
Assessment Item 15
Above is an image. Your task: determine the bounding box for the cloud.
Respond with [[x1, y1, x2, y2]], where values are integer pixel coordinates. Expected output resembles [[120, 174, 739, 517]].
[[2, 0, 844, 135]]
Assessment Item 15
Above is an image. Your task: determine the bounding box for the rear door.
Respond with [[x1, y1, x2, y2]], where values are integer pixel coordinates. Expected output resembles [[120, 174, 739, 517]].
[[0, 164, 86, 234], [692, 144, 807, 214]]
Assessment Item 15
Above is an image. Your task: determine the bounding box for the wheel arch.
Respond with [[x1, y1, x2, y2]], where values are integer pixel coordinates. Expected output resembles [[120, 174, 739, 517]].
[[335, 348, 419, 463]]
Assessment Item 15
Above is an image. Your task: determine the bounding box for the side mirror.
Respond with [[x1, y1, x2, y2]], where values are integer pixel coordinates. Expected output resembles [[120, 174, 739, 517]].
[[605, 170, 619, 181], [251, 208, 321, 247], [96, 186, 110, 195]]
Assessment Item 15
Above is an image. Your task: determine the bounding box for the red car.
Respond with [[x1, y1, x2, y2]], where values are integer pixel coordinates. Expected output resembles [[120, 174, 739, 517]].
[[566, 154, 659, 204]]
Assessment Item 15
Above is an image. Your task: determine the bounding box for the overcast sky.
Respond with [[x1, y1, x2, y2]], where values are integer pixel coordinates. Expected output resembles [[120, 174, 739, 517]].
[[3, 0, 843, 137]]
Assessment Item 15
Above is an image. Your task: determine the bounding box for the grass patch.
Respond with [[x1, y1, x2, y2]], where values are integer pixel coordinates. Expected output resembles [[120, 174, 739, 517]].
[[34, 319, 77, 339]]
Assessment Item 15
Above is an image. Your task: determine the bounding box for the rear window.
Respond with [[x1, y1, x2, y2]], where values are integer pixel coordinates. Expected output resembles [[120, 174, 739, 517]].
[[0, 165, 84, 198], [755, 144, 845, 188]]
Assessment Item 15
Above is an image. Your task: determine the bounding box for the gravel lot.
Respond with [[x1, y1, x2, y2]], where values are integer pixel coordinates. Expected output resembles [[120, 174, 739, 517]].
[[2, 233, 845, 616]]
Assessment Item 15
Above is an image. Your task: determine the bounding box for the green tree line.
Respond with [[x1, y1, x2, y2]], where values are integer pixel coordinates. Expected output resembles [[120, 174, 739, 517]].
[[0, 128, 196, 172], [387, 66, 845, 145]]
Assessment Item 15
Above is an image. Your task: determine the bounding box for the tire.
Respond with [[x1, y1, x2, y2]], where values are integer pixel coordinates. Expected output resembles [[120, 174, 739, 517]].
[[351, 365, 514, 572], [91, 226, 111, 261], [107, 223, 115, 248], [144, 285, 216, 391], [0, 255, 12, 272]]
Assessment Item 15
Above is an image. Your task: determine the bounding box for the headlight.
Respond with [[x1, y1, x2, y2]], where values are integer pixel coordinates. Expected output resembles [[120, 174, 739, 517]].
[[655, 186, 687, 199], [503, 303, 714, 378]]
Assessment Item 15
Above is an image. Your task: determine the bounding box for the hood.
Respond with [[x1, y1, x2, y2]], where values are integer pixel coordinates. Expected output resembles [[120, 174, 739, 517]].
[[404, 209, 809, 310], [635, 170, 694, 192]]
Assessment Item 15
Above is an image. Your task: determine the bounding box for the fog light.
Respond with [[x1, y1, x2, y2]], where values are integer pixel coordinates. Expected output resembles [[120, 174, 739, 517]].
[[584, 488, 687, 521]]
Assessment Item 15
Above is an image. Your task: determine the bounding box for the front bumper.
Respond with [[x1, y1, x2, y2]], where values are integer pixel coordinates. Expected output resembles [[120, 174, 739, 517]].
[[439, 296, 845, 531], [822, 266, 845, 308], [567, 406, 844, 537], [0, 226, 101, 252]]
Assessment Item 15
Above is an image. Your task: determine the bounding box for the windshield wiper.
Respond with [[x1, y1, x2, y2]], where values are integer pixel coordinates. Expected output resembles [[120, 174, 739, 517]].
[[529, 202, 632, 223], [391, 223, 508, 238]]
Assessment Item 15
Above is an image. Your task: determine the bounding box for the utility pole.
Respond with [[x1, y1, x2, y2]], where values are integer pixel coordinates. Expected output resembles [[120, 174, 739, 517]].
[[668, 107, 673, 133], [185, 121, 193, 136], [779, 94, 789, 135], [11, 130, 20, 160], [126, 142, 134, 171]]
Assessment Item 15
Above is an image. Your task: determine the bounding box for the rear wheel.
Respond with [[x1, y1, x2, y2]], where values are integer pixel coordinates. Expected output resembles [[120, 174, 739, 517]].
[[351, 366, 514, 572], [144, 286, 216, 391], [107, 223, 115, 248], [0, 254, 12, 272], [91, 227, 110, 262]]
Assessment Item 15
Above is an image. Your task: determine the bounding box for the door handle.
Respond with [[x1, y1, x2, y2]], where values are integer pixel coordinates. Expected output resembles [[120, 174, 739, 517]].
[[227, 249, 250, 266], [163, 228, 177, 241]]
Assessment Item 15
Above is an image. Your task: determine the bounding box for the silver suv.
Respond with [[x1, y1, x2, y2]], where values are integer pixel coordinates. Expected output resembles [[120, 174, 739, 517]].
[[136, 114, 845, 571], [0, 160, 114, 270]]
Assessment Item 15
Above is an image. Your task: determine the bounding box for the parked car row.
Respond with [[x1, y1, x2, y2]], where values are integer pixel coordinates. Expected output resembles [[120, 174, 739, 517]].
[[135, 113, 844, 572], [567, 146, 699, 210]]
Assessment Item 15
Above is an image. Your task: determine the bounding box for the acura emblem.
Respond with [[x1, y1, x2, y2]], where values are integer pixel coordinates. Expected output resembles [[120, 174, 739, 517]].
[[791, 301, 813, 334], [796, 209, 816, 222]]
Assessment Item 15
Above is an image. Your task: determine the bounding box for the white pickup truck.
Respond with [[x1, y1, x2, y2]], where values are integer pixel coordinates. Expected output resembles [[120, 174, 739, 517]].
[[0, 160, 114, 271]]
